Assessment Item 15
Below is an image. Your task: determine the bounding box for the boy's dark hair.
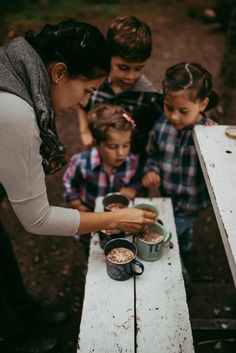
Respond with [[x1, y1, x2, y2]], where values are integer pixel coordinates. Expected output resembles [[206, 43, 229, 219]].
[[88, 104, 133, 143], [163, 62, 219, 111], [25, 19, 110, 79], [106, 15, 152, 62]]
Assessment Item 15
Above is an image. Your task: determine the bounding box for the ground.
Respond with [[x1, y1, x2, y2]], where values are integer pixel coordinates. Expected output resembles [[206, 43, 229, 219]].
[[0, 1, 235, 353]]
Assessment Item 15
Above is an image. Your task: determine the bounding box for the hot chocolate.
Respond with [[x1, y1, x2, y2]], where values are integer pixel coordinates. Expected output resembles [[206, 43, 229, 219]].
[[141, 230, 164, 243], [106, 202, 127, 211], [107, 247, 134, 263]]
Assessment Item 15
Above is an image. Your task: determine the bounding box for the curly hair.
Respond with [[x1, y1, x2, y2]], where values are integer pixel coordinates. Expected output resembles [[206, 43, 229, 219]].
[[88, 104, 134, 143]]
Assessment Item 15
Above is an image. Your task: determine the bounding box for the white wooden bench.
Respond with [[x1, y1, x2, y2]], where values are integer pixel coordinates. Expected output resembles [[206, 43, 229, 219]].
[[77, 197, 194, 353], [193, 126, 236, 287]]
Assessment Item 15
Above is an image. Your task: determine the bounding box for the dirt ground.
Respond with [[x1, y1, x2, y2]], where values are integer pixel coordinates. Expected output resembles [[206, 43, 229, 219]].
[[0, 2, 235, 353]]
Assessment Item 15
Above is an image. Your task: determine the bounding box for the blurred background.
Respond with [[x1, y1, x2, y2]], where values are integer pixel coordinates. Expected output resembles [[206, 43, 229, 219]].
[[0, 1, 235, 353]]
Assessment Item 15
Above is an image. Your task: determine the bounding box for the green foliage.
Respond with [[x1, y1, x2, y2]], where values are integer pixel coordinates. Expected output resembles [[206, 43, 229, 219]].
[[0, 0, 24, 12], [1, 0, 158, 43], [2, 0, 217, 37], [4, 0, 142, 30]]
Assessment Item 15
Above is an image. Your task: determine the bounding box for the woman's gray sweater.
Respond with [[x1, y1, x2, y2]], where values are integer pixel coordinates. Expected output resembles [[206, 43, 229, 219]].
[[0, 91, 80, 235]]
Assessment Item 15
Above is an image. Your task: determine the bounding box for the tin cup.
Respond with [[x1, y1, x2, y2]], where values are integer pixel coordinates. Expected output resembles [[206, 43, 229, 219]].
[[135, 223, 172, 262], [134, 203, 158, 221], [104, 238, 144, 281], [103, 192, 129, 212], [98, 229, 125, 249]]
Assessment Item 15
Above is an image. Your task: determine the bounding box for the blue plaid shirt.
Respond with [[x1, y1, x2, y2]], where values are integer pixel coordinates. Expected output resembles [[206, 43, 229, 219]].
[[87, 75, 163, 161], [63, 148, 142, 210], [144, 114, 211, 216]]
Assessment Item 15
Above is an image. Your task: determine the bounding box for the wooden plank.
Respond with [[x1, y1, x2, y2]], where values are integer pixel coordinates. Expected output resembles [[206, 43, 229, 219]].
[[78, 197, 135, 353], [188, 283, 236, 319], [191, 318, 236, 339], [134, 198, 195, 353], [193, 126, 236, 286]]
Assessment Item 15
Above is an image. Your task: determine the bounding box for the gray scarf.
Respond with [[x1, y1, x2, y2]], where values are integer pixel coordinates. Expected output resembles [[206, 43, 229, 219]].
[[0, 36, 66, 175]]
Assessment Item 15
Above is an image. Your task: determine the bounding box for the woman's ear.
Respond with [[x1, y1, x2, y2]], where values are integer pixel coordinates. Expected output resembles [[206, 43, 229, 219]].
[[49, 62, 67, 84], [200, 97, 209, 112]]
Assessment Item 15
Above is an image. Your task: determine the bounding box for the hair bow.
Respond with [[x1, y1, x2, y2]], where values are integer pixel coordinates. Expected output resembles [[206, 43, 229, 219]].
[[122, 113, 136, 128]]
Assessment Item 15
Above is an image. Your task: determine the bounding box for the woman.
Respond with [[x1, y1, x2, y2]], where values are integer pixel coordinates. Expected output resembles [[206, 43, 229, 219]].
[[0, 20, 155, 353]]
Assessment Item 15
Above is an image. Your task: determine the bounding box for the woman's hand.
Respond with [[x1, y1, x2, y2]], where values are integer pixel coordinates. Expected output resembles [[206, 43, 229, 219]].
[[142, 171, 161, 188], [78, 207, 156, 234], [112, 207, 156, 233]]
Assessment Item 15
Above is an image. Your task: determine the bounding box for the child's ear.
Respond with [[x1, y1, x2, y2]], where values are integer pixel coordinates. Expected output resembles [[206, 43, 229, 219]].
[[200, 97, 209, 112]]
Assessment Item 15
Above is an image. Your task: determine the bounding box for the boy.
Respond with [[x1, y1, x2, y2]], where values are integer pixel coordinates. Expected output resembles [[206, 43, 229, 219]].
[[78, 15, 163, 163]]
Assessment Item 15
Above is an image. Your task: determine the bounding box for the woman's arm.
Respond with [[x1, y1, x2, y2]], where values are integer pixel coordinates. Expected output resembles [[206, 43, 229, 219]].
[[78, 207, 156, 234], [0, 93, 81, 236]]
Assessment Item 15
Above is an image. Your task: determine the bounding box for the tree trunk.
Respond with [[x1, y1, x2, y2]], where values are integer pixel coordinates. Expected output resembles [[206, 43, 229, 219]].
[[41, 0, 48, 8], [219, 8, 236, 124]]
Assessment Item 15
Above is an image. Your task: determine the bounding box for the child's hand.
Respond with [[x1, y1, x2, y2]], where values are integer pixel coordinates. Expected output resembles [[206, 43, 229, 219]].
[[119, 187, 137, 200], [142, 171, 161, 188], [80, 129, 95, 149], [76, 105, 95, 149], [205, 120, 218, 126], [70, 199, 91, 212]]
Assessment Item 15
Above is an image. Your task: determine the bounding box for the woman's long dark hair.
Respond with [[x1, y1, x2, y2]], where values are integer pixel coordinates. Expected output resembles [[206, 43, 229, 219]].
[[25, 19, 110, 79]]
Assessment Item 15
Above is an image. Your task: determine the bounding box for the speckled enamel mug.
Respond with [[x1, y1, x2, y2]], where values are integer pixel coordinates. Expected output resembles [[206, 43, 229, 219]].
[[134, 203, 159, 221], [135, 223, 172, 262], [103, 192, 129, 212], [104, 238, 144, 281], [98, 229, 126, 249]]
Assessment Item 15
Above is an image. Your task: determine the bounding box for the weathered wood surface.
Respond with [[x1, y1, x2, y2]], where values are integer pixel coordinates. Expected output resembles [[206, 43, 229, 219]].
[[78, 197, 134, 353], [78, 197, 194, 353], [193, 125, 236, 287], [77, 235, 135, 353], [134, 198, 194, 353]]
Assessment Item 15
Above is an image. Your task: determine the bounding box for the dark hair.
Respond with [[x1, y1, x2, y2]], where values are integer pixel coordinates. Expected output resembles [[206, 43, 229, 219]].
[[25, 19, 110, 79], [106, 15, 152, 62], [163, 62, 219, 110], [88, 104, 133, 143]]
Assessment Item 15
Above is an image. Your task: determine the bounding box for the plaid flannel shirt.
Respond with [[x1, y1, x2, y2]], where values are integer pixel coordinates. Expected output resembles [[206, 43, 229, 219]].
[[63, 148, 142, 210], [144, 114, 211, 216], [87, 75, 163, 160]]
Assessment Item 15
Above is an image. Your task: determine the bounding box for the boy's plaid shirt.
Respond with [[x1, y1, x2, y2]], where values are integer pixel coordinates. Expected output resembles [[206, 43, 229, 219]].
[[87, 76, 163, 160], [63, 148, 142, 210], [144, 114, 211, 216]]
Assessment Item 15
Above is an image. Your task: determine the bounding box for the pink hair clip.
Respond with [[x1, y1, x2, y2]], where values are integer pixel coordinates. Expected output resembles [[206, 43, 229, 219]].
[[122, 113, 136, 128]]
